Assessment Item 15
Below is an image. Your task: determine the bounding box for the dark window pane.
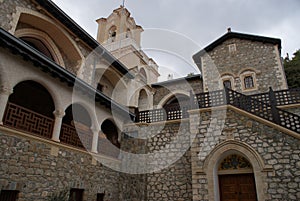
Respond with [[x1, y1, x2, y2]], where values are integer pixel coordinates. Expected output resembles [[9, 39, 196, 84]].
[[97, 193, 105, 201], [69, 188, 84, 201], [244, 76, 254, 89], [0, 190, 19, 201], [223, 80, 232, 89]]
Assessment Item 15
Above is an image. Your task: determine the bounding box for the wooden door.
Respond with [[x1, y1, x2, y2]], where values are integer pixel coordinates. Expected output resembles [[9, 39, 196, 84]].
[[219, 174, 257, 201]]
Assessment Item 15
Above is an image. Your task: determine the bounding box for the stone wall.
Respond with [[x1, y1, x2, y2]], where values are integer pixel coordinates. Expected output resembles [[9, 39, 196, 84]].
[[123, 121, 193, 201], [0, 0, 93, 77], [190, 108, 300, 201], [0, 0, 37, 32], [0, 129, 121, 201], [201, 38, 287, 94]]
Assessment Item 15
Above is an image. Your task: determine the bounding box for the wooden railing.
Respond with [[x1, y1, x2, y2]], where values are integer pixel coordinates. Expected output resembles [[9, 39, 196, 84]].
[[226, 88, 300, 133], [3, 102, 54, 138], [60, 123, 93, 150], [137, 103, 189, 123], [2, 102, 120, 158], [136, 88, 300, 133], [250, 88, 300, 106], [194, 89, 226, 108]]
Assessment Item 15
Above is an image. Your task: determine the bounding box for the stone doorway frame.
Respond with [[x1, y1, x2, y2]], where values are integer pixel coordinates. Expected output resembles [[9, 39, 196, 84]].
[[203, 140, 272, 201]]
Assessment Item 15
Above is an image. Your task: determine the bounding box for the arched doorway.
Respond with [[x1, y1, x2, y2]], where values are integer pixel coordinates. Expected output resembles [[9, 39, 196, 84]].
[[101, 119, 120, 148], [218, 154, 258, 201], [60, 104, 93, 150], [163, 94, 190, 120], [98, 119, 120, 158], [3, 80, 55, 138]]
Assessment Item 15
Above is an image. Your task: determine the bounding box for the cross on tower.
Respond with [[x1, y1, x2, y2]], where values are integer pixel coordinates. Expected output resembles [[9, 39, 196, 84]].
[[122, 0, 125, 7]]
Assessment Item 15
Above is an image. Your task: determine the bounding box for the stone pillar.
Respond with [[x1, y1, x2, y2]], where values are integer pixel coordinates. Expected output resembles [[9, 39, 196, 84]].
[[52, 110, 65, 142], [0, 86, 13, 125], [91, 126, 100, 153]]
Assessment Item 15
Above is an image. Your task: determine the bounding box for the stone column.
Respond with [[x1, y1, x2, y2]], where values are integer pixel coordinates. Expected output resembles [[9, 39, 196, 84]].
[[91, 126, 100, 153], [0, 86, 13, 125], [51, 110, 65, 142]]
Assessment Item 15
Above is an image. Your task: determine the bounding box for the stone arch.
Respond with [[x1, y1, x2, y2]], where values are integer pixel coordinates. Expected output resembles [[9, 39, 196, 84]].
[[238, 67, 261, 76], [11, 7, 83, 71], [219, 72, 235, 90], [95, 67, 128, 99], [60, 103, 93, 150], [157, 90, 190, 109], [8, 80, 55, 118], [11, 75, 62, 113], [220, 72, 236, 78], [125, 28, 132, 38], [98, 118, 120, 158], [15, 28, 65, 67], [108, 25, 117, 42], [101, 119, 120, 147], [3, 80, 56, 139], [203, 140, 269, 201]]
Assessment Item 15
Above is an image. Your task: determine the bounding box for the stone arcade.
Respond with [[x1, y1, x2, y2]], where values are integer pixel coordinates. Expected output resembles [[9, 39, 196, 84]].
[[0, 1, 299, 201]]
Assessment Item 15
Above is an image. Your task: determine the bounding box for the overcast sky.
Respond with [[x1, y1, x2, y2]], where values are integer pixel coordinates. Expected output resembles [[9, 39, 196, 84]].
[[52, 0, 300, 80]]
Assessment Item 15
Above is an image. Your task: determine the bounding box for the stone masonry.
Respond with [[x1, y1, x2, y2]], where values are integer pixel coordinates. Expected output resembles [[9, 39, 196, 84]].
[[0, 129, 121, 201]]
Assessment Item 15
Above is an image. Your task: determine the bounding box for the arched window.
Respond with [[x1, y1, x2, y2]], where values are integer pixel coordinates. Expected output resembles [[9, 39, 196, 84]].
[[108, 26, 117, 42], [4, 80, 55, 138], [138, 89, 148, 110], [223, 80, 232, 89], [101, 119, 120, 148], [220, 74, 234, 90], [139, 68, 147, 83], [240, 70, 257, 91], [125, 28, 131, 38], [60, 104, 93, 150], [99, 119, 120, 158], [163, 94, 190, 120], [163, 94, 190, 108], [20, 37, 54, 61]]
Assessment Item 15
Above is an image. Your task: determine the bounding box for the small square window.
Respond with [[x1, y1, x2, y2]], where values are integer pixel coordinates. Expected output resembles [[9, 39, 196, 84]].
[[244, 76, 254, 89], [223, 80, 232, 89], [97, 193, 105, 201], [69, 188, 84, 201], [228, 44, 236, 53]]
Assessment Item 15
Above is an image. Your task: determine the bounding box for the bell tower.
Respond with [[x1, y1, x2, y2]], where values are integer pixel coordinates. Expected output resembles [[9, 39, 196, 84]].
[[96, 5, 160, 84], [96, 6, 143, 49]]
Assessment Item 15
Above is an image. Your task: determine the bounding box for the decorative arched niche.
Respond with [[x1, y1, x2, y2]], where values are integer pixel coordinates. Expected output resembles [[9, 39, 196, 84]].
[[12, 7, 84, 73], [15, 28, 65, 67]]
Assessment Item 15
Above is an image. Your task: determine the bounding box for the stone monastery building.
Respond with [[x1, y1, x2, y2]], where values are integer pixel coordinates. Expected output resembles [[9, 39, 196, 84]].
[[0, 1, 300, 201]]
